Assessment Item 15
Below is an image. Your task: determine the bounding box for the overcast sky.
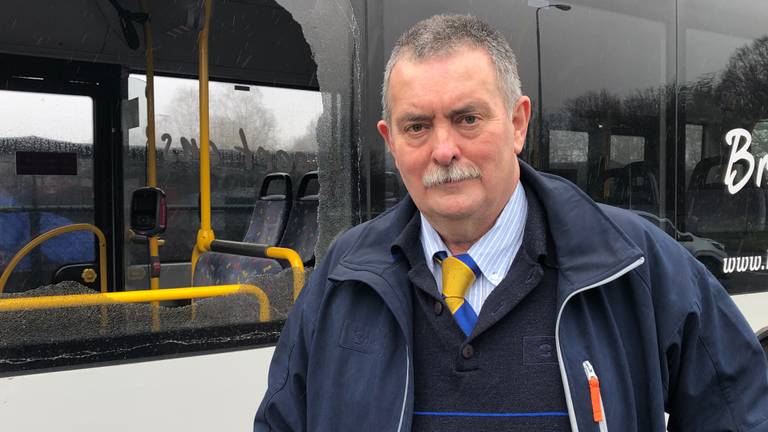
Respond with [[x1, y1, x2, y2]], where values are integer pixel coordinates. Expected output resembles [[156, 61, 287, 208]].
[[0, 76, 323, 148], [0, 90, 94, 144]]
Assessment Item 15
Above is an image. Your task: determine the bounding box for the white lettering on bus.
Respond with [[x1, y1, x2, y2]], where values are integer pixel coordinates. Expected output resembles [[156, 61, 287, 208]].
[[722, 253, 768, 274], [723, 128, 768, 195]]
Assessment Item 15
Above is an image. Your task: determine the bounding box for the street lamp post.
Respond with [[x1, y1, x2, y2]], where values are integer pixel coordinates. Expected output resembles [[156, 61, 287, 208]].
[[534, 3, 571, 169]]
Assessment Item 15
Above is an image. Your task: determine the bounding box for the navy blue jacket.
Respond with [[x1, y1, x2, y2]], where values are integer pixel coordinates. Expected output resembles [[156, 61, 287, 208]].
[[255, 162, 768, 431]]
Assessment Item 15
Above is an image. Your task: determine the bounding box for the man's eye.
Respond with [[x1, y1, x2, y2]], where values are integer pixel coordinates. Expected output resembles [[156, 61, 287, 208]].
[[406, 124, 424, 133], [461, 115, 477, 125]]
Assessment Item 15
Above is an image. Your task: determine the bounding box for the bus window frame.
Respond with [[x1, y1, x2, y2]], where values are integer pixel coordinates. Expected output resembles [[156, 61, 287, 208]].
[[0, 57, 329, 376], [0, 53, 124, 295]]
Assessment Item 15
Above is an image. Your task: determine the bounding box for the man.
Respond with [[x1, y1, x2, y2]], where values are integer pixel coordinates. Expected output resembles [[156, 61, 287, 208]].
[[255, 14, 768, 431]]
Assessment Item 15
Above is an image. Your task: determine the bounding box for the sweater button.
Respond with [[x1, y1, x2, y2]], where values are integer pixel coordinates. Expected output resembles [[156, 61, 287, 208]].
[[433, 301, 443, 315], [461, 344, 474, 359]]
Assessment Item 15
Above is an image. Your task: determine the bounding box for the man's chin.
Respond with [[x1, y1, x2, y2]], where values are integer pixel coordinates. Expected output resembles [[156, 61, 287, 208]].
[[428, 202, 478, 221]]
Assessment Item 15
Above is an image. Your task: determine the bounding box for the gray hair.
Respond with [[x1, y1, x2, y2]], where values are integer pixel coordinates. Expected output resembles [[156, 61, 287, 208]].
[[381, 14, 522, 122]]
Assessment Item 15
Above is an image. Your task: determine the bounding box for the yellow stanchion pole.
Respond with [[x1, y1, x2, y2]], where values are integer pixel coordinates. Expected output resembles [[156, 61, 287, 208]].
[[191, 0, 214, 321], [194, 0, 215, 259], [141, 0, 161, 331]]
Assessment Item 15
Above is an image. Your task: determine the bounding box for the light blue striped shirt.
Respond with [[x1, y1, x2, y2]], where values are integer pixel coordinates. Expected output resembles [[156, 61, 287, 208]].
[[420, 183, 528, 313]]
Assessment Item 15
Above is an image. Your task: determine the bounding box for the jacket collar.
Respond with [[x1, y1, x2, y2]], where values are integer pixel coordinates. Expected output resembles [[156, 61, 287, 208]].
[[329, 160, 644, 333], [516, 161, 644, 304]]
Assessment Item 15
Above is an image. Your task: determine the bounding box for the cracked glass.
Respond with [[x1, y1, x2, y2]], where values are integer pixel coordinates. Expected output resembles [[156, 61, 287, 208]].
[[0, 0, 358, 372]]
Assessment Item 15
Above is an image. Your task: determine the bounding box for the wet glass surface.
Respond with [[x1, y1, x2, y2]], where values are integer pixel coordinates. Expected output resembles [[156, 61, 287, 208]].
[[679, 0, 768, 293], [373, 0, 768, 296], [0, 0, 358, 372], [125, 74, 322, 266], [0, 91, 95, 293]]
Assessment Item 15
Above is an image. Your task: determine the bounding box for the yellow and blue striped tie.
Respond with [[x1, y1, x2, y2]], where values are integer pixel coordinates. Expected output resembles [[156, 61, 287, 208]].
[[435, 252, 480, 336]]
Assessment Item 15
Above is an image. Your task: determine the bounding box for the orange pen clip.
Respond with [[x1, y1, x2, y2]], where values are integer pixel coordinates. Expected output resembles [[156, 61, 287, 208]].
[[588, 376, 603, 422], [583, 361, 604, 423]]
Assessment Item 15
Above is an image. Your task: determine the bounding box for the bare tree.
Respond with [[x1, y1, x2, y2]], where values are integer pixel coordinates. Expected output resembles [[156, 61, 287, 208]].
[[562, 89, 622, 127], [717, 36, 768, 130], [162, 84, 279, 154]]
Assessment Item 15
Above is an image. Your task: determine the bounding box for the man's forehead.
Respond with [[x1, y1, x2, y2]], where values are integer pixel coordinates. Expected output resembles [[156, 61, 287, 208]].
[[387, 48, 500, 118]]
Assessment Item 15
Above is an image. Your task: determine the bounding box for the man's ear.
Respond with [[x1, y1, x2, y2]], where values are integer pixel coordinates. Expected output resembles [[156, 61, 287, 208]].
[[511, 96, 531, 155], [377, 120, 396, 157]]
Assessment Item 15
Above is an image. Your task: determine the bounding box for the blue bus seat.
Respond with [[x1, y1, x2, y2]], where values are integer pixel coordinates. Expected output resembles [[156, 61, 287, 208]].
[[685, 157, 766, 235], [193, 173, 293, 286], [278, 171, 319, 266], [242, 173, 293, 245]]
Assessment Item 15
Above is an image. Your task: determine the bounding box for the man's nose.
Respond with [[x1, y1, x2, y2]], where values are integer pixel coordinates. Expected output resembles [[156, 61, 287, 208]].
[[431, 125, 460, 166]]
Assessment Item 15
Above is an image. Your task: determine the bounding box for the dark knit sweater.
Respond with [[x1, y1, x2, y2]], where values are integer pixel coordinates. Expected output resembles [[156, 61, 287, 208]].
[[395, 186, 570, 431]]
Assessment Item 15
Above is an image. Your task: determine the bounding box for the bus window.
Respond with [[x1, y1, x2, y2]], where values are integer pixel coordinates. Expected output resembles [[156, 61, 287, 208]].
[[0, 90, 95, 293], [681, 0, 768, 296], [684, 124, 703, 189], [0, 0, 359, 374], [549, 130, 588, 186], [610, 135, 645, 166], [125, 74, 321, 319]]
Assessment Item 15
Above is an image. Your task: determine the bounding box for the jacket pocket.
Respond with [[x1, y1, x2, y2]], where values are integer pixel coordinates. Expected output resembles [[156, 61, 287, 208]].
[[583, 360, 608, 432]]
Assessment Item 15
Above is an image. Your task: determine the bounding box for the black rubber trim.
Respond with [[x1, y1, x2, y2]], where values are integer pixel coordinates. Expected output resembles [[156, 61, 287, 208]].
[[0, 321, 283, 377], [297, 170, 319, 199], [210, 239, 269, 258], [259, 172, 292, 200]]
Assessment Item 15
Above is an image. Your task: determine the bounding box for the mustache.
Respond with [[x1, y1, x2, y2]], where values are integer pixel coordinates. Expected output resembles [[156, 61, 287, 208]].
[[422, 162, 482, 188]]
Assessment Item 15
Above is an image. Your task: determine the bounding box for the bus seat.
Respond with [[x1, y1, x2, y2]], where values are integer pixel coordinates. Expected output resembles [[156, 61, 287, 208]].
[[624, 161, 659, 212], [192, 257, 217, 286], [685, 157, 767, 234], [242, 173, 293, 245], [195, 171, 319, 288], [595, 168, 626, 205], [594, 162, 659, 212], [278, 171, 319, 266], [193, 173, 293, 286]]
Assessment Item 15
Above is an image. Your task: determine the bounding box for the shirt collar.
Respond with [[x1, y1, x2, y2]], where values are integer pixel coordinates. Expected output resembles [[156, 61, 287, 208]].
[[420, 183, 528, 284]]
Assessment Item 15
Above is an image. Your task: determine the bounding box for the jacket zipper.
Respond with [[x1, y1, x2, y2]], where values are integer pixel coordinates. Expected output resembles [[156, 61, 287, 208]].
[[583, 361, 608, 432], [555, 256, 644, 432]]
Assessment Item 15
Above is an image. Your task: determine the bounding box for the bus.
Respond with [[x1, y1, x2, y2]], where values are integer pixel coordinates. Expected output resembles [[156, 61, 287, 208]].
[[0, 0, 766, 430]]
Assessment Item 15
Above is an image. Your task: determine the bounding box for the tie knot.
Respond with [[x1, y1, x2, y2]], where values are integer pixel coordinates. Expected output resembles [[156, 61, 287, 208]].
[[437, 253, 480, 299]]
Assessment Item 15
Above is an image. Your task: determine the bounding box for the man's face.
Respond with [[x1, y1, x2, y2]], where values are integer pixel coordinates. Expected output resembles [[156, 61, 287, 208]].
[[378, 46, 530, 226]]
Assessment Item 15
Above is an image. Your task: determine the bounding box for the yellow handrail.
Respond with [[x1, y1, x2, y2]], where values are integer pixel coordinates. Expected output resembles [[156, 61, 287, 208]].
[[0, 284, 270, 322], [0, 223, 108, 295], [192, 0, 215, 278], [266, 247, 305, 300]]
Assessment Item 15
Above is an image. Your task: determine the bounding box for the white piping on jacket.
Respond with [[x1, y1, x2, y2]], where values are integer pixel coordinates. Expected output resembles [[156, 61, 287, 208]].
[[555, 257, 645, 432], [397, 345, 410, 432]]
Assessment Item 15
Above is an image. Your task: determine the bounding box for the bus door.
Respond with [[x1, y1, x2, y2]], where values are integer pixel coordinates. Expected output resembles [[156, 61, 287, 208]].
[[0, 57, 121, 294]]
